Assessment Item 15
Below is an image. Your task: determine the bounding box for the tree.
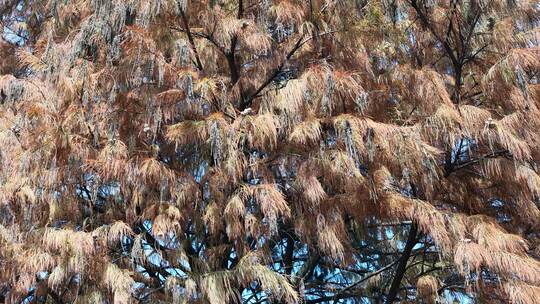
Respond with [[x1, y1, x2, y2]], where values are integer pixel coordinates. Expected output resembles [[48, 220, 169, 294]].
[[0, 0, 539, 303]]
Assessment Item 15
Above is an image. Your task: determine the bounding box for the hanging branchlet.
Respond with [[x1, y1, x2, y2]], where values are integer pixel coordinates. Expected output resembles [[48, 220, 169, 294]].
[[185, 72, 194, 101], [175, 39, 191, 67], [321, 72, 335, 115], [354, 91, 369, 114], [131, 65, 143, 87], [108, 34, 121, 64], [209, 120, 223, 166], [514, 64, 529, 100]]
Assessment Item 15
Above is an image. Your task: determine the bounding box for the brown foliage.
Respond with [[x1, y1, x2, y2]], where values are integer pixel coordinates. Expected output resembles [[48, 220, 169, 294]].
[[0, 0, 539, 303]]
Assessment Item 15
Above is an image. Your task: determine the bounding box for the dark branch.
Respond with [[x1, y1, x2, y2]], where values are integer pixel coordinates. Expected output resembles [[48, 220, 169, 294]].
[[178, 7, 204, 71], [385, 222, 418, 304]]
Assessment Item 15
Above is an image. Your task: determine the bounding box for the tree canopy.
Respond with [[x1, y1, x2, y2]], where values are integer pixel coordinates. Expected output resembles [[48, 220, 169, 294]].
[[0, 0, 539, 303]]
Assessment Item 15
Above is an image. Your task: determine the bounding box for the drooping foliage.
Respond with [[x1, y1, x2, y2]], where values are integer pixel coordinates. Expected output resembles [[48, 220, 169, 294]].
[[1, 0, 540, 303]]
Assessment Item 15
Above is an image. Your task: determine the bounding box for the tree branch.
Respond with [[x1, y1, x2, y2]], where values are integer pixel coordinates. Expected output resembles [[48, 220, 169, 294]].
[[338, 258, 402, 296], [385, 222, 418, 304], [410, 0, 459, 67], [178, 8, 204, 71], [240, 30, 339, 110], [292, 251, 320, 285], [445, 149, 510, 177]]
